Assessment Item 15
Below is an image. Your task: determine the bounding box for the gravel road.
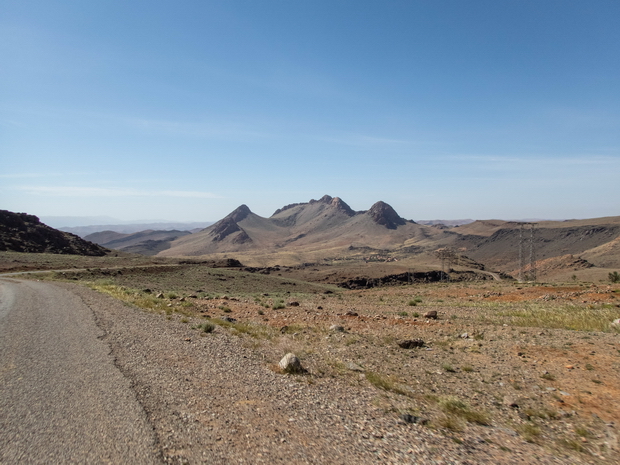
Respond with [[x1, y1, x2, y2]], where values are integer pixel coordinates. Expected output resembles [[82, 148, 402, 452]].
[[0, 278, 160, 464], [1, 279, 582, 464]]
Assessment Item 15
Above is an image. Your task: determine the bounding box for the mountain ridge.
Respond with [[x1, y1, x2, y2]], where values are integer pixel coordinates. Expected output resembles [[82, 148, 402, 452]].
[[160, 195, 425, 257]]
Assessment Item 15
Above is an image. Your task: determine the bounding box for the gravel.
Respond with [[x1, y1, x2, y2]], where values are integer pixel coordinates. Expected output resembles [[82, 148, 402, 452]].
[[64, 282, 603, 464]]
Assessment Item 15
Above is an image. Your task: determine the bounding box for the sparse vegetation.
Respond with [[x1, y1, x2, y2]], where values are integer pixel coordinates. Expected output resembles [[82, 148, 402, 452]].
[[442, 363, 456, 373], [519, 423, 542, 443], [365, 371, 413, 397], [437, 396, 490, 425], [10, 251, 620, 463]]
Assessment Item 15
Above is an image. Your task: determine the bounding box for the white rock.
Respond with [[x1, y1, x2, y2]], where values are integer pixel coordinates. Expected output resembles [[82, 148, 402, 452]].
[[278, 353, 303, 374]]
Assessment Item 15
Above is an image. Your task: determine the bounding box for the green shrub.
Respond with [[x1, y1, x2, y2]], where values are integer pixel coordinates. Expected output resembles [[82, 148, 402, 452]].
[[199, 322, 215, 333], [438, 396, 490, 425]]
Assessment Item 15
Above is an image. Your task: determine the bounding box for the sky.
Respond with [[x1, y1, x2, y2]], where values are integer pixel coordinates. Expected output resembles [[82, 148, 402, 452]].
[[1, 1, 619, 224]]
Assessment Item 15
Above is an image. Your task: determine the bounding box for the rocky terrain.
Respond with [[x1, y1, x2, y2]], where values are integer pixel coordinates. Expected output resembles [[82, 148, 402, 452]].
[[0, 210, 108, 256], [16, 259, 619, 464]]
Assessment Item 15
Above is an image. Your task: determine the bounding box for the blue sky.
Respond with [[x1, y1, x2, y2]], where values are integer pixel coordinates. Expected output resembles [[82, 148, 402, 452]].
[[2, 1, 619, 223]]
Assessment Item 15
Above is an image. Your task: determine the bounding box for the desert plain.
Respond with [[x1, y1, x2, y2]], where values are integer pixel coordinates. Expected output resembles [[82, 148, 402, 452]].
[[2, 249, 619, 464]]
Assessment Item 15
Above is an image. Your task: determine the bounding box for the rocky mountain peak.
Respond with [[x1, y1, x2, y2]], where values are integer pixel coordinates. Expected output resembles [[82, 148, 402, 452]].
[[367, 201, 407, 229], [330, 197, 355, 216], [226, 205, 252, 223]]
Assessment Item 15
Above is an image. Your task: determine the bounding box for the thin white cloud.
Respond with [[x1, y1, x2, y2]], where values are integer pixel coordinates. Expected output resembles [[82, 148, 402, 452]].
[[0, 173, 49, 179], [120, 116, 277, 140], [325, 136, 412, 146], [444, 154, 620, 166], [0, 171, 95, 179], [15, 186, 221, 199]]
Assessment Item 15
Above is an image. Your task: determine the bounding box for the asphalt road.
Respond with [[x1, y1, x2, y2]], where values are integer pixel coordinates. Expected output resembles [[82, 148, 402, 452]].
[[0, 278, 161, 464]]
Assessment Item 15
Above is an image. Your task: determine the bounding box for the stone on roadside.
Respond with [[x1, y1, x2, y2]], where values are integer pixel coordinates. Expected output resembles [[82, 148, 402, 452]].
[[503, 396, 520, 408], [156, 292, 164, 299], [279, 353, 304, 374], [611, 318, 620, 328], [398, 338, 425, 349], [345, 362, 364, 372], [400, 414, 428, 425], [424, 310, 438, 320], [330, 324, 345, 332]]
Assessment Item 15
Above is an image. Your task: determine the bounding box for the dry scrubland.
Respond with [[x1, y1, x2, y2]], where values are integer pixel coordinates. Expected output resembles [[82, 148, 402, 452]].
[[12, 253, 620, 464]]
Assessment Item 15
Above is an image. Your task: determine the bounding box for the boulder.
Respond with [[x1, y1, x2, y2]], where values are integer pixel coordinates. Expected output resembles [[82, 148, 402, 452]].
[[278, 353, 304, 374], [398, 339, 425, 349], [503, 396, 520, 409], [424, 310, 438, 320]]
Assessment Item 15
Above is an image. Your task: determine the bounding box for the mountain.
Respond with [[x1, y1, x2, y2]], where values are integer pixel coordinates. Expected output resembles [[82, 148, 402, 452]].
[[417, 219, 475, 227], [85, 229, 192, 256], [60, 222, 213, 238], [40, 215, 122, 228], [460, 218, 620, 273], [159, 195, 449, 257], [0, 210, 109, 256], [158, 196, 620, 280]]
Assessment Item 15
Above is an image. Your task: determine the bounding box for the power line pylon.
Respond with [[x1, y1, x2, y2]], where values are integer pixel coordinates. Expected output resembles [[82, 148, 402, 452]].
[[517, 222, 536, 282]]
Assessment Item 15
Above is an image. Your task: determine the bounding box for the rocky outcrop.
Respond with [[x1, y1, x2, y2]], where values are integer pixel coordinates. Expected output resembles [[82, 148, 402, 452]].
[[228, 204, 252, 223], [0, 210, 108, 256], [208, 206, 254, 244], [327, 196, 356, 216], [338, 270, 448, 289], [366, 201, 407, 229], [210, 217, 242, 242]]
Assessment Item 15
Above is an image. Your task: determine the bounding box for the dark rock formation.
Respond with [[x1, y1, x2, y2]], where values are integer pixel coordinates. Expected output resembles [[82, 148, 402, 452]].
[[367, 201, 407, 229], [0, 210, 108, 256]]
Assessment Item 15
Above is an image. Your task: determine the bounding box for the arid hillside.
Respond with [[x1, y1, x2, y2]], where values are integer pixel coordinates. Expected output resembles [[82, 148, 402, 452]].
[[0, 210, 108, 256], [85, 229, 191, 256], [159, 195, 453, 258], [156, 196, 620, 282]]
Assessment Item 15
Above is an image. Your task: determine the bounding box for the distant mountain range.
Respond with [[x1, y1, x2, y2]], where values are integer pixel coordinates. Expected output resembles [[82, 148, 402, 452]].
[[156, 195, 620, 279], [84, 229, 193, 256], [59, 222, 213, 237], [3, 197, 620, 281], [159, 195, 438, 257]]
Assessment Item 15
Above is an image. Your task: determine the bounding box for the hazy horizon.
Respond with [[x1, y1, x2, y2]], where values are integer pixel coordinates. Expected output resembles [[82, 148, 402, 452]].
[[2, 1, 619, 222]]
